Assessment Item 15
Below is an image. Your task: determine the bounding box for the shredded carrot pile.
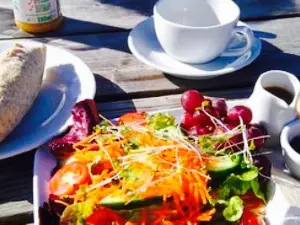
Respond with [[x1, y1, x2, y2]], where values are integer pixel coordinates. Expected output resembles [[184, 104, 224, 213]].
[[61, 120, 215, 224]]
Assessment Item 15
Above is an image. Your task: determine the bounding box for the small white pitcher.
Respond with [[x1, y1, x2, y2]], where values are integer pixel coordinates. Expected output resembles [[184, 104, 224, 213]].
[[247, 70, 300, 146]]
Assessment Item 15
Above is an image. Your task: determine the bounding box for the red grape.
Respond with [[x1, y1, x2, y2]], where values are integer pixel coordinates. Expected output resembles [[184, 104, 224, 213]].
[[211, 98, 227, 118], [213, 123, 233, 135], [227, 105, 252, 127], [181, 90, 204, 113], [207, 124, 216, 133], [213, 124, 242, 151], [189, 125, 211, 136], [246, 124, 266, 150], [193, 110, 212, 126], [229, 133, 243, 148], [180, 112, 195, 131], [251, 123, 268, 136]]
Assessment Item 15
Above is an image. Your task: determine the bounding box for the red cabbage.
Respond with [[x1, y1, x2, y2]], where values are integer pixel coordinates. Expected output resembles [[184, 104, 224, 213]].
[[48, 99, 100, 158]]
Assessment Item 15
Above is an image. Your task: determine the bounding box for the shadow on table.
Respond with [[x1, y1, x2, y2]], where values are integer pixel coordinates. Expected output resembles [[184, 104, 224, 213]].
[[163, 31, 300, 95], [95, 0, 157, 16], [94, 75, 137, 118], [0, 7, 129, 38], [29, 16, 128, 37], [49, 16, 128, 36], [0, 151, 34, 224], [94, 0, 297, 20], [29, 17, 132, 54], [235, 0, 297, 20]]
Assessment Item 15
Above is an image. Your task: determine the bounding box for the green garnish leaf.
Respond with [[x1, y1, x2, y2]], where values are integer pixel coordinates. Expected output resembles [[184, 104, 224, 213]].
[[251, 178, 266, 202], [160, 126, 182, 137], [216, 185, 231, 200], [240, 161, 250, 169], [217, 167, 260, 199], [75, 185, 88, 201], [93, 124, 101, 132], [124, 136, 141, 153], [147, 113, 175, 130], [249, 140, 256, 151], [60, 201, 95, 225], [112, 159, 120, 169], [235, 167, 259, 181], [221, 175, 251, 196], [222, 196, 244, 222], [120, 167, 145, 188]]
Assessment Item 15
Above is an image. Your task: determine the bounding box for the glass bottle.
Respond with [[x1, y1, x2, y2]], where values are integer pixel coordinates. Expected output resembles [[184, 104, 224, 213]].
[[12, 0, 63, 33]]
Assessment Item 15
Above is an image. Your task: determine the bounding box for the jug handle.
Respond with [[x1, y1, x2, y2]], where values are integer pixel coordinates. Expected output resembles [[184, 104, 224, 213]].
[[296, 97, 300, 118]]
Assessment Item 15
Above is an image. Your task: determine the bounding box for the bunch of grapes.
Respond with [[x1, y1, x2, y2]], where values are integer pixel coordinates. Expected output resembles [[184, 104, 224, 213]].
[[180, 90, 267, 150]]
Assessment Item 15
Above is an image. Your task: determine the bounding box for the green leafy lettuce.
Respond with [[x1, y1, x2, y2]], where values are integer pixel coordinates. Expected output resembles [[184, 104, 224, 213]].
[[222, 196, 244, 222], [211, 166, 266, 222], [60, 201, 95, 225], [217, 167, 265, 202], [147, 113, 175, 130]]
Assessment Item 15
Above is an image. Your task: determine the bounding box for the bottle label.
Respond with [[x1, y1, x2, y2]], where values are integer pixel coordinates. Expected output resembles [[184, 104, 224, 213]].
[[12, 0, 61, 24]]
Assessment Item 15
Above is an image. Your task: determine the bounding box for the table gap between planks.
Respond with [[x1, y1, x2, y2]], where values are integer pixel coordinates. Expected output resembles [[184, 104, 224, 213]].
[[1, 0, 300, 224]]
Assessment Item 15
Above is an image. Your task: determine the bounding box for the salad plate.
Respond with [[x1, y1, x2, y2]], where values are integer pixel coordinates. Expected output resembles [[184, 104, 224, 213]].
[[0, 40, 96, 159], [128, 17, 261, 79], [33, 98, 300, 225]]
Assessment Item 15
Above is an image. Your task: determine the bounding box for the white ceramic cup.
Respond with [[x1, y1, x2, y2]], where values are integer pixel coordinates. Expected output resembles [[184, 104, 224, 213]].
[[281, 120, 300, 180], [153, 0, 255, 64]]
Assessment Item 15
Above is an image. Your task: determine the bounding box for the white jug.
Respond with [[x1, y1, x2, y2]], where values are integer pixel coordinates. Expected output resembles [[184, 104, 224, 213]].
[[247, 70, 300, 146]]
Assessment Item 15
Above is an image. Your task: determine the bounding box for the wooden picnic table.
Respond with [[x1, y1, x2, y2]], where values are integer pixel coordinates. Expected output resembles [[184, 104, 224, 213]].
[[1, 0, 300, 224]]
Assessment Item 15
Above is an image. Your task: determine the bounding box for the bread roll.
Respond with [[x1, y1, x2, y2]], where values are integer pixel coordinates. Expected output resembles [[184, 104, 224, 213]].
[[0, 43, 46, 141]]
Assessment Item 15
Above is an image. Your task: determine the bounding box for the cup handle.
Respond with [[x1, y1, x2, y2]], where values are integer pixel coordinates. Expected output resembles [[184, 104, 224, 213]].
[[221, 26, 255, 57]]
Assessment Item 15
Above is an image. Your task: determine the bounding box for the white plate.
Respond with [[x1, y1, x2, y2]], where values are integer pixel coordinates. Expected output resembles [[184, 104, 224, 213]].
[[33, 100, 300, 225], [128, 17, 261, 79], [0, 40, 96, 159]]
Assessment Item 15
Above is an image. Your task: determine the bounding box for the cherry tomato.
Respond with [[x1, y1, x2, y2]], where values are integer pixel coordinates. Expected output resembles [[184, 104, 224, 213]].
[[49, 162, 91, 196], [86, 207, 125, 225], [242, 193, 265, 212], [91, 160, 113, 175], [118, 112, 147, 126], [240, 193, 266, 225], [240, 211, 265, 225]]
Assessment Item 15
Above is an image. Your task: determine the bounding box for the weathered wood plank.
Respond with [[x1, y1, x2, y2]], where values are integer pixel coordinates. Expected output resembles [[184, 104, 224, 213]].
[[6, 17, 299, 101], [0, 151, 35, 225], [98, 88, 253, 118], [1, 0, 300, 38]]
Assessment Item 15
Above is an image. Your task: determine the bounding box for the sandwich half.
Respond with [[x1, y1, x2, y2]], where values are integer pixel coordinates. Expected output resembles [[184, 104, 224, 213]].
[[0, 43, 46, 142]]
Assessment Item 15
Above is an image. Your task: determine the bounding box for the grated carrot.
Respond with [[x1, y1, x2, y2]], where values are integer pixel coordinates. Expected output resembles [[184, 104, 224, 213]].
[[54, 114, 216, 225]]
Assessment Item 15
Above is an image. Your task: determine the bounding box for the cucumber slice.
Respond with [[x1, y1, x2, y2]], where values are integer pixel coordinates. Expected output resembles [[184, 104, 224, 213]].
[[100, 192, 162, 210], [206, 155, 242, 177]]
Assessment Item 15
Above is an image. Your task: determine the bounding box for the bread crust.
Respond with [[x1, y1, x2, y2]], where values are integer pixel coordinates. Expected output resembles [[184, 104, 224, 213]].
[[0, 43, 46, 141]]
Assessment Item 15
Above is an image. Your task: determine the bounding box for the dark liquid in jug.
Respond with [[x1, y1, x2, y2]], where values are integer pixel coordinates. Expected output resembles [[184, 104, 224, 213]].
[[264, 86, 294, 104], [290, 136, 300, 154]]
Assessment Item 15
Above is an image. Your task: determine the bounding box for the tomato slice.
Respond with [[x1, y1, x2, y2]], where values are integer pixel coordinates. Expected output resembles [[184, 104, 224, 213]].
[[240, 193, 266, 225], [49, 162, 91, 196], [118, 112, 147, 126], [91, 160, 113, 175], [240, 211, 265, 225], [86, 207, 125, 225]]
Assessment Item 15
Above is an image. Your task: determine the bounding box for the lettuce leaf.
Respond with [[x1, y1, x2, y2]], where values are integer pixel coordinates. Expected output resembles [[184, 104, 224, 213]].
[[251, 178, 266, 202], [222, 196, 244, 222], [147, 113, 175, 130], [60, 201, 95, 225], [217, 167, 265, 202]]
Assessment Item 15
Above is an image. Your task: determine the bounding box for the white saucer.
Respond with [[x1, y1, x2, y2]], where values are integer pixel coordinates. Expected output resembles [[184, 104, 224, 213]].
[[128, 17, 262, 79], [0, 40, 96, 159]]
